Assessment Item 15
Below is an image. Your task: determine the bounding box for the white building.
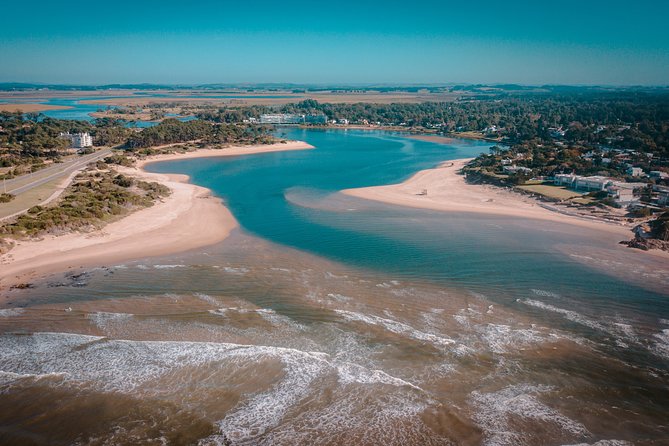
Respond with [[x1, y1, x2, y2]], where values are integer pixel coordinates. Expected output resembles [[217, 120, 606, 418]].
[[657, 188, 669, 206], [59, 132, 93, 149], [554, 174, 578, 187], [607, 184, 635, 205], [259, 114, 327, 125], [72, 133, 93, 148], [502, 165, 532, 175], [574, 176, 612, 192], [627, 166, 644, 177]]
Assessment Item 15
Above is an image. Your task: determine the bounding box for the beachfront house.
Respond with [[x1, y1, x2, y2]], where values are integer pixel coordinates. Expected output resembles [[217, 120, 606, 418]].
[[502, 165, 532, 175], [652, 185, 669, 206], [554, 174, 578, 187], [606, 184, 635, 205], [627, 166, 644, 177], [574, 176, 612, 192], [650, 171, 669, 180]]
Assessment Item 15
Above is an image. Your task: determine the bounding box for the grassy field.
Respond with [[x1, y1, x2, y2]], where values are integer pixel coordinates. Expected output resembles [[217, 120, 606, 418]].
[[517, 184, 584, 201], [0, 178, 64, 219]]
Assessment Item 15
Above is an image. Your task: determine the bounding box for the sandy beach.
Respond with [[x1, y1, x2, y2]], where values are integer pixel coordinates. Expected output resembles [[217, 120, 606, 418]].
[[343, 158, 633, 236], [0, 103, 73, 113], [0, 141, 313, 289]]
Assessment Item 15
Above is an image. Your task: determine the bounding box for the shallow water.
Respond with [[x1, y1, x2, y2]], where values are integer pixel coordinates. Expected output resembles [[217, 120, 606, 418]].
[[1, 129, 668, 445]]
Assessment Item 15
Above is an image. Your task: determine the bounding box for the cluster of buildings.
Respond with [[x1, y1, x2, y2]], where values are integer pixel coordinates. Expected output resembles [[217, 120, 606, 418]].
[[502, 164, 533, 175], [58, 132, 93, 149], [258, 114, 327, 125], [553, 174, 648, 206]]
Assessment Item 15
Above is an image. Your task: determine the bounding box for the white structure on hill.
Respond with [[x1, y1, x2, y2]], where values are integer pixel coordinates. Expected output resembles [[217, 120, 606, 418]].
[[554, 173, 646, 205], [59, 132, 93, 149], [259, 114, 327, 125]]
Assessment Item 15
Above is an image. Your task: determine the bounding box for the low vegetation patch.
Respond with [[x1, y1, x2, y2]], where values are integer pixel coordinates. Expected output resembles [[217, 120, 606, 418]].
[[0, 167, 170, 242], [0, 193, 15, 203]]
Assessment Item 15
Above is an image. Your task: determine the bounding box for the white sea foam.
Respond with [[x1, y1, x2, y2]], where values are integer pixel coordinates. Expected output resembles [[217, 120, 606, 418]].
[[652, 329, 669, 359], [519, 300, 645, 350], [194, 293, 220, 306], [209, 307, 305, 331], [0, 370, 68, 387], [0, 308, 24, 317], [326, 293, 352, 303], [531, 289, 561, 298], [87, 312, 133, 332], [481, 324, 555, 354], [0, 331, 421, 398], [154, 264, 187, 269], [270, 267, 291, 273], [335, 310, 455, 348], [471, 384, 590, 445], [325, 271, 347, 280], [563, 440, 633, 446], [221, 266, 250, 275], [375, 282, 394, 289], [519, 299, 608, 332]]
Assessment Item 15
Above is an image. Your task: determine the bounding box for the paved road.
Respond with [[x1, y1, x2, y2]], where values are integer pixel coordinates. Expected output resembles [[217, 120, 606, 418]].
[[2, 148, 112, 196]]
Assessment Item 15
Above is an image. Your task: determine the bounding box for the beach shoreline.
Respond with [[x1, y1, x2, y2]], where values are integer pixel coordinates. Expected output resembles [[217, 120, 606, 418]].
[[0, 141, 313, 290], [342, 158, 635, 236]]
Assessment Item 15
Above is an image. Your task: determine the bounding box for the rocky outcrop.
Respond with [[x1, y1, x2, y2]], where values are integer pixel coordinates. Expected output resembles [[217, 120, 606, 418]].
[[620, 234, 669, 252]]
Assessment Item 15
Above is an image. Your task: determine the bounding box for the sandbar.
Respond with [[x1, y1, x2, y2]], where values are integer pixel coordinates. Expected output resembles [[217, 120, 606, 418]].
[[0, 141, 313, 289], [342, 158, 632, 236]]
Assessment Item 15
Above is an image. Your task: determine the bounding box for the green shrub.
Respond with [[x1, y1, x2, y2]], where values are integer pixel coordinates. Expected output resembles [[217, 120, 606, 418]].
[[113, 174, 134, 188], [0, 193, 15, 203]]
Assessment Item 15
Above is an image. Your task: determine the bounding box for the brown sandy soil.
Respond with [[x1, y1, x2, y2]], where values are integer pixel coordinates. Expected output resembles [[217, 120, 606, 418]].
[[0, 141, 313, 289], [77, 92, 460, 107], [0, 103, 73, 113]]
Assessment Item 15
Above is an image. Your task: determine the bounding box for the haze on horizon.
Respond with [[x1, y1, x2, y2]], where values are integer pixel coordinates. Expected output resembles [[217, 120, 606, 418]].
[[1, 0, 668, 86]]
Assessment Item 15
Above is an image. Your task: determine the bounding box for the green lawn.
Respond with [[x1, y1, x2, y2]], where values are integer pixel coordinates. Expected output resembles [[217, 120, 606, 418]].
[[517, 184, 584, 201], [0, 178, 63, 219]]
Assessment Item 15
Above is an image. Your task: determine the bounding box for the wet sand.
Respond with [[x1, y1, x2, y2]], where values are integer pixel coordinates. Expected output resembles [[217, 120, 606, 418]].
[[0, 141, 313, 289]]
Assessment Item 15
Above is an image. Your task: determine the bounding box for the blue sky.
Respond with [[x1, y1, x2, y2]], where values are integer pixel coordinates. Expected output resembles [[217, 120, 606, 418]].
[[1, 0, 667, 85]]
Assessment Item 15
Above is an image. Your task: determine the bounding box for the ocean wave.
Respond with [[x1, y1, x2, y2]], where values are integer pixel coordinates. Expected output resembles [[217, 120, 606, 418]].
[[0, 332, 434, 444], [471, 384, 590, 445], [87, 312, 133, 332], [0, 308, 24, 317], [531, 289, 561, 298], [220, 266, 250, 275], [326, 293, 352, 303], [563, 440, 633, 446], [653, 329, 669, 359], [519, 299, 608, 333], [194, 293, 221, 306], [335, 310, 455, 348], [209, 307, 305, 330], [481, 324, 557, 354]]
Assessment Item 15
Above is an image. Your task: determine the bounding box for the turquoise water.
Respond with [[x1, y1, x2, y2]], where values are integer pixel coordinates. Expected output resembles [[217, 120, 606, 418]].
[[148, 128, 668, 316], [10, 94, 298, 122]]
